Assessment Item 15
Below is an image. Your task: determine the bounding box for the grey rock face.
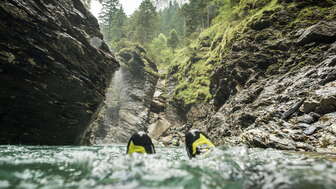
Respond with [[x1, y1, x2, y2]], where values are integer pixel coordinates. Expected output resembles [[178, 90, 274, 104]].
[[85, 46, 158, 144], [297, 21, 336, 45], [173, 2, 336, 151], [0, 0, 118, 145], [206, 57, 336, 150]]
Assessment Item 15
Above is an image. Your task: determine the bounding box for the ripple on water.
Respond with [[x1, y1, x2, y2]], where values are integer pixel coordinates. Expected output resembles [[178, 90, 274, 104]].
[[0, 145, 335, 189]]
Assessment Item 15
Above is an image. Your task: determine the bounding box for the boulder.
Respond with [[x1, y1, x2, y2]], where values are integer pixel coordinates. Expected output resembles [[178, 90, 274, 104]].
[[0, 0, 118, 145], [303, 125, 317, 135], [295, 112, 320, 124], [150, 99, 165, 113], [301, 82, 336, 114], [148, 117, 171, 139]]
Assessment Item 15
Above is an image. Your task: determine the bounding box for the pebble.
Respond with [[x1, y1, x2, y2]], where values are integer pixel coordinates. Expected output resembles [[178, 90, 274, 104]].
[[304, 126, 317, 135]]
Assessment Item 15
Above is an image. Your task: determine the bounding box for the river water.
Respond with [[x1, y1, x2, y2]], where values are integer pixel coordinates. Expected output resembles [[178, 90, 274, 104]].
[[0, 145, 335, 189]]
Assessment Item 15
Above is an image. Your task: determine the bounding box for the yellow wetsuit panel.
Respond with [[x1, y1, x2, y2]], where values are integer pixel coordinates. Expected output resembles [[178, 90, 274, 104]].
[[128, 141, 146, 154], [192, 134, 215, 155]]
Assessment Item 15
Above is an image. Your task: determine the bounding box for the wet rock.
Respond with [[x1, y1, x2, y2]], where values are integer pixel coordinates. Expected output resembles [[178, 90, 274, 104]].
[[314, 112, 336, 128], [328, 42, 336, 54], [295, 142, 315, 151], [85, 45, 158, 144], [299, 81, 336, 115], [161, 135, 173, 146], [0, 0, 118, 145], [148, 117, 171, 139], [282, 98, 306, 120], [304, 126, 317, 135], [297, 21, 336, 45], [309, 112, 321, 120], [295, 113, 319, 124], [150, 99, 165, 113], [237, 113, 257, 128], [321, 55, 336, 67], [319, 134, 336, 148], [301, 101, 319, 113], [297, 123, 310, 129], [241, 127, 298, 150], [316, 97, 336, 114], [241, 129, 269, 148], [186, 103, 213, 124], [165, 0, 336, 152]]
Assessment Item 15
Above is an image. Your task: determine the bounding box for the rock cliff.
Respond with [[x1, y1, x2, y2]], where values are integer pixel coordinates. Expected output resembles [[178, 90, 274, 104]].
[[85, 45, 159, 144], [0, 0, 118, 145], [165, 0, 336, 151]]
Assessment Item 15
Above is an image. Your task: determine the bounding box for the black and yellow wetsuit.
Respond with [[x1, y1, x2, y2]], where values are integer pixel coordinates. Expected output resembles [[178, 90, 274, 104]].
[[126, 132, 156, 154], [185, 130, 215, 159]]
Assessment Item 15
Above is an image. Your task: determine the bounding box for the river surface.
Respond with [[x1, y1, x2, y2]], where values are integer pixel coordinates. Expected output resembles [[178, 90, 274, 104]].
[[0, 145, 335, 189]]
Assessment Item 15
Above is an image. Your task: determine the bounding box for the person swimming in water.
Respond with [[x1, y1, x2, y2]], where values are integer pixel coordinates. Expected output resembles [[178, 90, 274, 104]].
[[126, 130, 214, 158], [185, 129, 215, 159], [126, 131, 156, 154]]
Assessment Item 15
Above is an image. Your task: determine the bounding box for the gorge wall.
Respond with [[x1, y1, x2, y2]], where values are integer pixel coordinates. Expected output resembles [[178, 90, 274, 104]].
[[84, 45, 159, 144], [0, 0, 118, 145], [161, 0, 336, 152]]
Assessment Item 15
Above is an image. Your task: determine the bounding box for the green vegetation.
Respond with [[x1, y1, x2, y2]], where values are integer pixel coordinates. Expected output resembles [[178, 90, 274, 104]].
[[167, 0, 283, 105], [291, 5, 336, 27], [118, 43, 159, 77], [98, 0, 335, 106], [167, 29, 179, 52], [99, 0, 127, 48], [98, 0, 283, 105]]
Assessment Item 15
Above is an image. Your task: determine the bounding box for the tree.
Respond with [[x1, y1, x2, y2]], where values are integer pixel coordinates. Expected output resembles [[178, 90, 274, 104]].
[[181, 0, 222, 35], [111, 6, 127, 43], [134, 0, 158, 44], [99, 0, 126, 46], [167, 29, 179, 52], [158, 1, 185, 37]]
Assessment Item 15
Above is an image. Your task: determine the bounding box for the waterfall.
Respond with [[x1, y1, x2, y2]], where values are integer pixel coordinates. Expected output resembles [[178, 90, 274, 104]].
[[87, 47, 159, 145], [97, 66, 128, 144], [92, 64, 152, 144], [104, 67, 124, 129]]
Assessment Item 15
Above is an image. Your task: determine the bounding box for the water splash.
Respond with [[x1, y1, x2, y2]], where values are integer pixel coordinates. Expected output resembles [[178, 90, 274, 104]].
[[0, 145, 335, 189]]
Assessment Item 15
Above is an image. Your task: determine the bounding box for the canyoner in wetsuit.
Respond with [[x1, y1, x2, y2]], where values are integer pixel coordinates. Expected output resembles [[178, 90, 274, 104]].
[[126, 131, 156, 154], [185, 129, 215, 159]]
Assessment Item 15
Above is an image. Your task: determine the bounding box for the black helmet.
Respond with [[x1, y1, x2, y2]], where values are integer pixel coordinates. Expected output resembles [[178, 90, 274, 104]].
[[126, 131, 156, 154]]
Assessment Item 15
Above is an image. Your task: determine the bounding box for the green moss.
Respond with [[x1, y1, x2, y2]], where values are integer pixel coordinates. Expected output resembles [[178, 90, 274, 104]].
[[166, 44, 213, 105], [220, 0, 280, 49], [174, 80, 212, 105], [166, 0, 283, 106], [290, 5, 336, 27], [118, 44, 159, 78], [167, 0, 336, 106]]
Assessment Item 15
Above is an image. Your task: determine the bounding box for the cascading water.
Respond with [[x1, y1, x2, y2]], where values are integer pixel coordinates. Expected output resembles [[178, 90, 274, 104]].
[[88, 56, 158, 144], [101, 66, 126, 143]]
